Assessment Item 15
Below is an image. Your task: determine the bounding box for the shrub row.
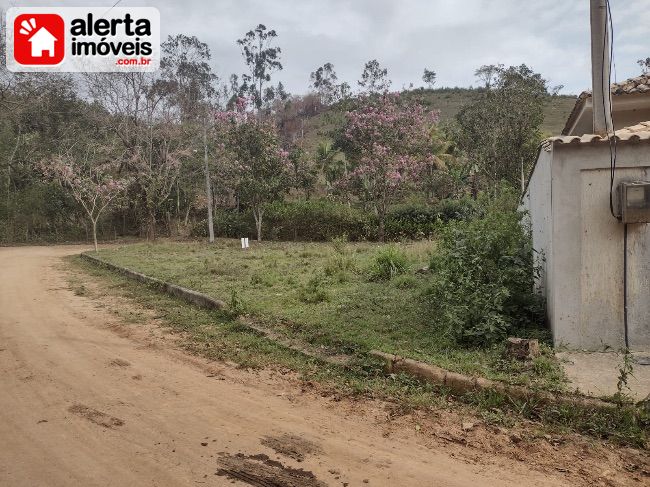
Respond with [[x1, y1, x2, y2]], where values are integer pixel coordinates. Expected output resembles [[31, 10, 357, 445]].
[[192, 198, 478, 242]]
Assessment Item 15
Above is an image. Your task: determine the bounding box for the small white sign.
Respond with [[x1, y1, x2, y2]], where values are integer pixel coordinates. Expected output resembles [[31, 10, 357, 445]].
[[5, 7, 160, 72]]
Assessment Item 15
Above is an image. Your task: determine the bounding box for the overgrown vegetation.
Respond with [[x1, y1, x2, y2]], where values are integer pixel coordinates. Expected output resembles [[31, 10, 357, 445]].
[[196, 198, 479, 242], [427, 195, 544, 345], [368, 245, 410, 281]]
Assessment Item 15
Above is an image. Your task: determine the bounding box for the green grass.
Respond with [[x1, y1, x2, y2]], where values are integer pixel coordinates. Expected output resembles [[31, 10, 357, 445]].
[[67, 250, 649, 448], [92, 239, 566, 392], [67, 253, 452, 401]]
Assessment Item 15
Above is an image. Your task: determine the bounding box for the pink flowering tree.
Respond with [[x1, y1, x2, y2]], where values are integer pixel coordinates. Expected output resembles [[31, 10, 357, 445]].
[[341, 93, 441, 240], [215, 98, 290, 241], [128, 128, 188, 240], [40, 155, 130, 252]]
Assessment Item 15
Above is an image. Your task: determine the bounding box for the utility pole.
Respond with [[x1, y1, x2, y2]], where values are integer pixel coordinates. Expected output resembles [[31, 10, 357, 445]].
[[590, 0, 612, 136], [203, 120, 215, 243]]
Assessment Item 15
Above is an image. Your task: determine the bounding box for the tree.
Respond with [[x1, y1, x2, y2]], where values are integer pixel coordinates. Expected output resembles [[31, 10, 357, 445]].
[[638, 57, 650, 74], [420, 126, 460, 200], [236, 24, 283, 116], [422, 68, 437, 89], [310, 62, 341, 105], [40, 147, 129, 251], [358, 59, 391, 94], [288, 147, 317, 199], [316, 141, 344, 196], [474, 64, 504, 89], [341, 93, 440, 240], [215, 99, 290, 241], [160, 34, 218, 242], [85, 72, 190, 239], [339, 82, 352, 101], [0, 71, 100, 243], [455, 64, 549, 191], [160, 34, 217, 121]]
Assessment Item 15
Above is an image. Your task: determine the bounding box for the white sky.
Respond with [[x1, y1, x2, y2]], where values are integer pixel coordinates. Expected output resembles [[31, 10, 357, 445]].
[[3, 0, 650, 95]]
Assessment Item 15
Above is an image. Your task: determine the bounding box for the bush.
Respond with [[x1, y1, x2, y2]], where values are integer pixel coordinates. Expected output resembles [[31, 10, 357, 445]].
[[323, 236, 357, 282], [368, 245, 410, 281], [298, 275, 330, 303], [435, 197, 481, 223], [426, 207, 544, 346], [190, 210, 254, 239], [383, 204, 439, 240], [263, 200, 374, 241], [383, 198, 479, 240]]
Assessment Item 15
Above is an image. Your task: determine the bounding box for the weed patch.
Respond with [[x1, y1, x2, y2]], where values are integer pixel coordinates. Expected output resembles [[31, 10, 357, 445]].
[[368, 245, 409, 281], [298, 276, 329, 304]]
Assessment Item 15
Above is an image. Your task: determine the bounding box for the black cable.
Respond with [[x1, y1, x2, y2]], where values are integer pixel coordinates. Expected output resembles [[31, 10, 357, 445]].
[[623, 223, 630, 349], [605, 0, 619, 219], [605, 1, 628, 347]]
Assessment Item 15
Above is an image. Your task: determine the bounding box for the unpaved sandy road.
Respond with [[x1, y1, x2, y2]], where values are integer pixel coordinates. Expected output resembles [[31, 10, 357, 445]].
[[0, 246, 635, 486]]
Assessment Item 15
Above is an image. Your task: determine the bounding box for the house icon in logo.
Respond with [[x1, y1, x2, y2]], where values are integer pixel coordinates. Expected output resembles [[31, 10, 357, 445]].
[[28, 27, 58, 57], [13, 13, 65, 66]]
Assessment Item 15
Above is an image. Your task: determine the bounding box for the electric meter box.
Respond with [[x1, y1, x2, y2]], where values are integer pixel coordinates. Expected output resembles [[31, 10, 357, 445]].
[[618, 181, 650, 223]]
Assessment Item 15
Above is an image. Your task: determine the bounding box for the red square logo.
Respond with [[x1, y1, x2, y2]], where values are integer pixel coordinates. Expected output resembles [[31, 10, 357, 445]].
[[13, 14, 65, 66]]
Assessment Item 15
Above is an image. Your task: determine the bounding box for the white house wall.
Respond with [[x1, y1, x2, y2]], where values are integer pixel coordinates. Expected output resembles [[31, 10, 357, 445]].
[[548, 143, 650, 350], [522, 150, 553, 302], [626, 221, 650, 347]]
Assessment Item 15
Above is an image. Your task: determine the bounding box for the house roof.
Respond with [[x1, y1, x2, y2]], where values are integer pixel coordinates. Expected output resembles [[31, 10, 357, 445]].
[[523, 120, 650, 198], [29, 27, 57, 42], [561, 74, 650, 135], [546, 121, 650, 148]]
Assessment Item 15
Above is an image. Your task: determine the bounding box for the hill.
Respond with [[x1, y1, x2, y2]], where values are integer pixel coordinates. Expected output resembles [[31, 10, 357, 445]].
[[296, 88, 578, 153], [402, 88, 577, 136]]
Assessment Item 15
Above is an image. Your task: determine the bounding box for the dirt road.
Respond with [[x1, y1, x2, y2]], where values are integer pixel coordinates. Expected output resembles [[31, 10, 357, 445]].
[[0, 246, 640, 487]]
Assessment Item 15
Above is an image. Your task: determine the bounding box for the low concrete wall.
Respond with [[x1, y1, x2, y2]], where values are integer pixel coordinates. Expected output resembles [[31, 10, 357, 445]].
[[81, 252, 226, 310], [370, 350, 616, 411]]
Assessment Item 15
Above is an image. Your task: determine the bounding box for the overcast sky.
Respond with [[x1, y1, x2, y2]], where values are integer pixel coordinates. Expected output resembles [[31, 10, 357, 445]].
[[4, 0, 650, 95]]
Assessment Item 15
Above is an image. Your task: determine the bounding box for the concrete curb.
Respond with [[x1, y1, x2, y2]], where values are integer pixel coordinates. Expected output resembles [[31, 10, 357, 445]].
[[81, 252, 226, 310], [370, 350, 617, 411]]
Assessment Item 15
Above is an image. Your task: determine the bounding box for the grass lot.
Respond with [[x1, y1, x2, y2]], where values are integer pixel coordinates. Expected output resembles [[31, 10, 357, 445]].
[[69, 241, 649, 448], [93, 238, 566, 392]]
